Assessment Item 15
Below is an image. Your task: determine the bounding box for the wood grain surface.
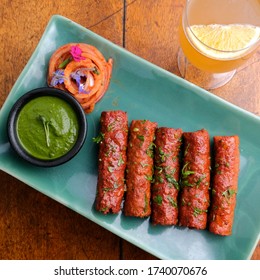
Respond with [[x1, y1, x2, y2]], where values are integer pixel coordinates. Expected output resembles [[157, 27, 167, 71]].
[[0, 0, 259, 260]]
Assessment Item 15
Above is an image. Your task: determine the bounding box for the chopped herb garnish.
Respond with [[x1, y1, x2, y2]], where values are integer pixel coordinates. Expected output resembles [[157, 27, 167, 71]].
[[140, 162, 149, 168], [108, 166, 114, 172], [195, 174, 206, 186], [158, 147, 169, 162], [145, 175, 153, 181], [149, 142, 156, 149], [167, 196, 178, 208], [100, 207, 109, 213], [154, 165, 163, 173], [107, 121, 116, 131], [181, 180, 194, 187], [181, 198, 191, 206], [180, 162, 195, 188], [118, 154, 125, 166], [193, 207, 207, 217], [181, 170, 195, 178], [181, 162, 195, 178], [137, 135, 144, 142], [146, 142, 155, 158], [165, 166, 176, 175], [92, 132, 104, 144], [165, 174, 179, 190], [153, 195, 163, 205], [155, 175, 164, 183], [158, 147, 164, 155], [215, 161, 230, 170], [222, 189, 236, 199]]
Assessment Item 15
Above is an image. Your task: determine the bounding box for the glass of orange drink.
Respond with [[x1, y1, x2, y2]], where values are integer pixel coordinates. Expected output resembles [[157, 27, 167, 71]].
[[178, 0, 260, 90]]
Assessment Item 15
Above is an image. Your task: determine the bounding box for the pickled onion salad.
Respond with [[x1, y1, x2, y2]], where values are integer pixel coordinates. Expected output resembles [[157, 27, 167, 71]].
[[47, 43, 113, 113]]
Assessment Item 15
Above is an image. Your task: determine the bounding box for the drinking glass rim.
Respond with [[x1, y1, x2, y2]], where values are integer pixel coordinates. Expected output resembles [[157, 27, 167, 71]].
[[183, 0, 260, 54]]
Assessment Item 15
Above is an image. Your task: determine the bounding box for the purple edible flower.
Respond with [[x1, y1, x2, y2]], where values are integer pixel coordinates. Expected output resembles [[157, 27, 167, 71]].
[[70, 70, 81, 85], [78, 83, 87, 93], [70, 46, 86, 62], [50, 69, 66, 87], [70, 68, 94, 94]]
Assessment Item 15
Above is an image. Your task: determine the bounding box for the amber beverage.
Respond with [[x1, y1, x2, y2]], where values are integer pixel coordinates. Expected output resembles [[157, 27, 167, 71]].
[[177, 0, 260, 89], [179, 23, 256, 73]]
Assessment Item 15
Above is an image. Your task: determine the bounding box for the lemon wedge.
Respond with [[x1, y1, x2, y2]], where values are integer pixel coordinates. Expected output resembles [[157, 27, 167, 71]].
[[187, 24, 260, 59]]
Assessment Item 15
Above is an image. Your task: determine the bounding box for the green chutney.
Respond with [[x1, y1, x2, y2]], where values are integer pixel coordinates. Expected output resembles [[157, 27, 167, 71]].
[[17, 96, 79, 160]]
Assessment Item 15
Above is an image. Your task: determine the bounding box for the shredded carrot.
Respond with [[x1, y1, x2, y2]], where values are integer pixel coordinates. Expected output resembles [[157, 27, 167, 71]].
[[47, 43, 113, 114]]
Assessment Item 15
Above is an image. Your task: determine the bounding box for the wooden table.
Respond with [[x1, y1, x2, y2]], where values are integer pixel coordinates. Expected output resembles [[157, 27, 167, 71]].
[[0, 0, 259, 260]]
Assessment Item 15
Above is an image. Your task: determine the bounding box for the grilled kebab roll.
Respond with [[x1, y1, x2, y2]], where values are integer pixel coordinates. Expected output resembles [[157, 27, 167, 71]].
[[95, 111, 128, 214], [178, 129, 211, 229], [208, 135, 240, 236], [152, 127, 183, 225], [124, 119, 157, 217]]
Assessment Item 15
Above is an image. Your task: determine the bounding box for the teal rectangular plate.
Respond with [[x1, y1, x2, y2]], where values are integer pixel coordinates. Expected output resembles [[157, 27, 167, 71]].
[[0, 15, 259, 260]]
